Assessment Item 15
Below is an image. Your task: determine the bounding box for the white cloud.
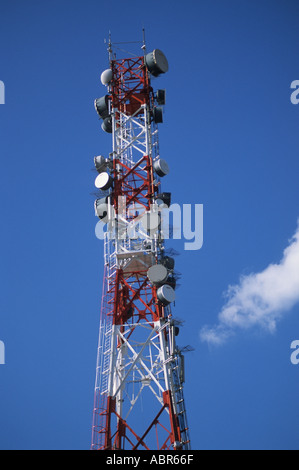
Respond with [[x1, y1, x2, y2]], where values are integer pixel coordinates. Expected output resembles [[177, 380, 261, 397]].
[[200, 221, 299, 345]]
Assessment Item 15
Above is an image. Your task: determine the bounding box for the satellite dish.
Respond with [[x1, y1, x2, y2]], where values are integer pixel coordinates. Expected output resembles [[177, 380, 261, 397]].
[[101, 69, 113, 85], [153, 106, 163, 124], [157, 284, 176, 305], [101, 116, 112, 133], [162, 256, 175, 270], [145, 49, 169, 77], [155, 192, 171, 208], [95, 172, 113, 190], [94, 155, 107, 173], [94, 96, 110, 119], [156, 89, 166, 105], [153, 159, 169, 177], [94, 197, 109, 222], [147, 264, 168, 285]]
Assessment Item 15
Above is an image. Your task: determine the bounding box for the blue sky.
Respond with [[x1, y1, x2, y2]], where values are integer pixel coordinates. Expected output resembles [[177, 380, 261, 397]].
[[0, 0, 299, 450]]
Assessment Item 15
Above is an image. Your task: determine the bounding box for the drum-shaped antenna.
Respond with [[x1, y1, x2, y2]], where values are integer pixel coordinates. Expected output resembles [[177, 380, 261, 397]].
[[145, 49, 169, 77]]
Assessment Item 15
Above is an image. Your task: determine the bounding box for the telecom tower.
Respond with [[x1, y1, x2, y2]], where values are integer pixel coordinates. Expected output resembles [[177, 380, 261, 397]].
[[91, 34, 191, 451]]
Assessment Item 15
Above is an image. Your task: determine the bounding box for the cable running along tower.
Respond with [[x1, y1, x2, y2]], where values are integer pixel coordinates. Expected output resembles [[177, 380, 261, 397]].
[[91, 35, 191, 450]]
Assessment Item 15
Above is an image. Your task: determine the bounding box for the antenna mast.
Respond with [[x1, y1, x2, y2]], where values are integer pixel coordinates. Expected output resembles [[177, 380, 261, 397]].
[[91, 35, 191, 450]]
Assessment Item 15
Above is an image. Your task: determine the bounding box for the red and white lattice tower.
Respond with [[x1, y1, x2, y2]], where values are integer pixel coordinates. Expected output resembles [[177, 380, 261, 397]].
[[91, 35, 191, 451]]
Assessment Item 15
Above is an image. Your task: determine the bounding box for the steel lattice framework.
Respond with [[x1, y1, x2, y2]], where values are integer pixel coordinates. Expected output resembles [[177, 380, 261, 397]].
[[91, 39, 191, 451]]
